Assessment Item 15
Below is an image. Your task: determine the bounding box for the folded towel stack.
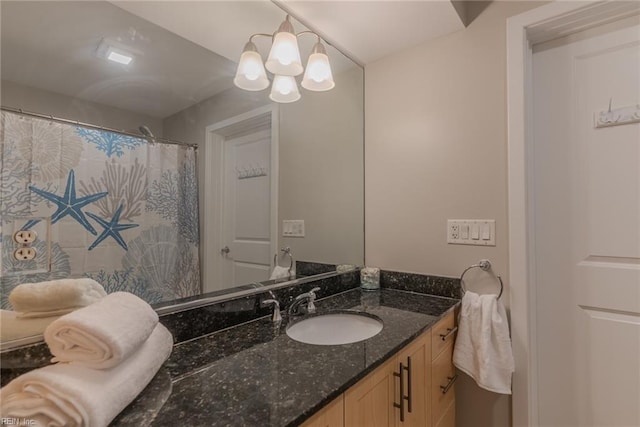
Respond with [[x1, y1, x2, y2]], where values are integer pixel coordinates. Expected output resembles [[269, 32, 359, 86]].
[[9, 278, 107, 318], [0, 292, 173, 427], [452, 291, 515, 395]]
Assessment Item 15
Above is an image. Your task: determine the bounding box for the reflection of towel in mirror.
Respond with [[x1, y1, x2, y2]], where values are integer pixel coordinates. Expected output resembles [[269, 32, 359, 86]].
[[45, 292, 159, 369], [9, 278, 107, 318], [0, 309, 59, 342], [452, 291, 515, 394], [270, 265, 294, 280], [0, 323, 173, 427]]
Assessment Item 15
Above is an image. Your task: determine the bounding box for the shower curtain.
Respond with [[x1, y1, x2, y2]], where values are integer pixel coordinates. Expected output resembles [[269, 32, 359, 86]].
[[0, 111, 201, 307]]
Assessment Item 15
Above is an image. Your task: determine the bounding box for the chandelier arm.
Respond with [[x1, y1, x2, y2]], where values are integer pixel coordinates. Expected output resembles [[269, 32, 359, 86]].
[[249, 33, 274, 42]]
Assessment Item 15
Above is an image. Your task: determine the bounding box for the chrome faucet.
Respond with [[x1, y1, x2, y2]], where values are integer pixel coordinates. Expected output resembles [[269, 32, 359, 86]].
[[262, 299, 282, 323], [288, 287, 321, 316]]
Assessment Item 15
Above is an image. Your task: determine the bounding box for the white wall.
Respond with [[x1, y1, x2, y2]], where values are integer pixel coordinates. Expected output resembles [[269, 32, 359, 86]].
[[1, 80, 163, 136], [364, 2, 545, 426]]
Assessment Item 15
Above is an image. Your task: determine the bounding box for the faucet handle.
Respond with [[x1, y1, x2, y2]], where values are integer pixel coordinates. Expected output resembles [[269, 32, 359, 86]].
[[262, 299, 282, 323], [307, 287, 321, 313]]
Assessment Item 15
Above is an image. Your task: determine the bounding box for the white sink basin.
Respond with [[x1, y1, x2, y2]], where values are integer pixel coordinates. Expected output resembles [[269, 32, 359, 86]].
[[286, 312, 383, 345]]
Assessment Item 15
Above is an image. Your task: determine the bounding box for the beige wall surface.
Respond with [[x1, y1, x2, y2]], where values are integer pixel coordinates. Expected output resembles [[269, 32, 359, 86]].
[[164, 68, 364, 268], [279, 67, 364, 266], [364, 1, 545, 426], [1, 80, 163, 136]]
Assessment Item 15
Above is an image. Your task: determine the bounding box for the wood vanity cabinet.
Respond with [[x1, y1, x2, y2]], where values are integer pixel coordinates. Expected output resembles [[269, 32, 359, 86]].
[[302, 396, 345, 427], [338, 310, 457, 427]]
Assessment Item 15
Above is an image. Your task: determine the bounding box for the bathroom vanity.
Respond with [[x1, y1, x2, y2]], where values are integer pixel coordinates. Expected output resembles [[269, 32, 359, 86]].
[[111, 285, 459, 427]]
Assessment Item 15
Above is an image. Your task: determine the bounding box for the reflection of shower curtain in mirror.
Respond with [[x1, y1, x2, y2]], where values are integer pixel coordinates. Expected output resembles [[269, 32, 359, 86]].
[[0, 111, 200, 307]]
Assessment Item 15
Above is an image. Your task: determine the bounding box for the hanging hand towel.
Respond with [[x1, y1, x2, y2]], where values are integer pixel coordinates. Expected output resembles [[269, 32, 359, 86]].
[[10, 278, 107, 318], [452, 291, 515, 394], [270, 265, 293, 280], [44, 292, 158, 369], [1, 323, 173, 427]]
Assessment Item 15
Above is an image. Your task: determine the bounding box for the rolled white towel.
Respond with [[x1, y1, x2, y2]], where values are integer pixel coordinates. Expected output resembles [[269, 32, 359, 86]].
[[1, 323, 173, 427], [44, 292, 158, 369], [9, 278, 107, 319]]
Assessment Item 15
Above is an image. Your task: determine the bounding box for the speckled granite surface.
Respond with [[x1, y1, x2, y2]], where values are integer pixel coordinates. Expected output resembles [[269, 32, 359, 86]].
[[112, 288, 458, 427]]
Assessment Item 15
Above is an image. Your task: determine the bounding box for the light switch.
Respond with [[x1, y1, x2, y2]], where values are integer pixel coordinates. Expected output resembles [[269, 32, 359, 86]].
[[461, 225, 469, 239], [471, 224, 480, 240], [482, 224, 491, 240]]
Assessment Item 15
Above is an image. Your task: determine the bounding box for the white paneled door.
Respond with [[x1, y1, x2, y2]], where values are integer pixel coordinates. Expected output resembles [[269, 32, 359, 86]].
[[533, 21, 640, 426], [221, 129, 272, 286]]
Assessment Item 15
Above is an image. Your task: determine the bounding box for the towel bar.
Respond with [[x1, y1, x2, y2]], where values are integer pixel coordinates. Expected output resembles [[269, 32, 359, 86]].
[[274, 247, 294, 273], [459, 259, 503, 299]]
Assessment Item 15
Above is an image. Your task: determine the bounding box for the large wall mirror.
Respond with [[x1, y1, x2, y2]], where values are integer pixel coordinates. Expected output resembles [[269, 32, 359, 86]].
[[0, 1, 364, 346]]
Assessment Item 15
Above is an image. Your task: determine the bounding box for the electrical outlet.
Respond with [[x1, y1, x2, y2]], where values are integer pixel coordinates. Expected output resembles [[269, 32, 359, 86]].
[[13, 247, 37, 261], [13, 230, 38, 244], [448, 221, 460, 241]]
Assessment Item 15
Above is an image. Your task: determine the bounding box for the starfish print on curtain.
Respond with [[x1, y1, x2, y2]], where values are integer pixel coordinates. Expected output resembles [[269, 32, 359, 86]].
[[29, 169, 108, 235], [86, 204, 139, 251]]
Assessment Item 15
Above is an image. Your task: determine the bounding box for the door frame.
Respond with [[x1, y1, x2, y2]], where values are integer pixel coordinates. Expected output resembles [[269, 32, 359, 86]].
[[201, 105, 279, 292], [507, 1, 640, 425]]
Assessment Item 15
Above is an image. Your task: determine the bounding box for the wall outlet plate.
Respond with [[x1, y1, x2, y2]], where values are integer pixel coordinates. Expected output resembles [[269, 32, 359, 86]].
[[1, 217, 52, 276], [282, 220, 305, 237], [447, 219, 496, 246]]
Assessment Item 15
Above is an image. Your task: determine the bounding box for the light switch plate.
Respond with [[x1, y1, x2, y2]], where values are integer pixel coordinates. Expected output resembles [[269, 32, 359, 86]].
[[282, 220, 305, 237], [447, 219, 495, 246]]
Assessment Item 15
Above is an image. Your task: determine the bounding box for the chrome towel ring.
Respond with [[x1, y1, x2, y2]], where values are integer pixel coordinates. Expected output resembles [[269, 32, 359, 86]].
[[460, 259, 503, 299], [274, 247, 294, 273]]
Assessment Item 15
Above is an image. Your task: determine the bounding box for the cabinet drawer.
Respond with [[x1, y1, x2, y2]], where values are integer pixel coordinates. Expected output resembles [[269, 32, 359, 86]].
[[431, 311, 456, 360], [431, 342, 456, 425]]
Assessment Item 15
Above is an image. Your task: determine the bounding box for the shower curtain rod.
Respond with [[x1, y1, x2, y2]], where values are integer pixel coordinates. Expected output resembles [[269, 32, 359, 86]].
[[1, 105, 198, 149]]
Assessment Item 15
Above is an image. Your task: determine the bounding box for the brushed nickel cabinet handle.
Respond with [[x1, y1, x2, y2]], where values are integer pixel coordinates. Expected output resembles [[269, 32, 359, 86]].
[[439, 326, 458, 341], [440, 374, 458, 395], [393, 363, 405, 422]]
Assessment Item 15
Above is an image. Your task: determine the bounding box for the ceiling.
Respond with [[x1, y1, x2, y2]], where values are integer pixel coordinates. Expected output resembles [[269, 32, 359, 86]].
[[0, 1, 238, 119], [276, 1, 467, 65]]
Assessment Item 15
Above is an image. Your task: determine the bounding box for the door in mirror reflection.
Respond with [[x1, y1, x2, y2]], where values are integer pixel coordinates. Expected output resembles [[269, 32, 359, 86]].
[[222, 128, 273, 287]]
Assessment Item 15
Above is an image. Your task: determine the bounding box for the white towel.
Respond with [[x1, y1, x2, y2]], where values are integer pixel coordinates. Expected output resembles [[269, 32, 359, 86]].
[[0, 323, 173, 427], [452, 291, 515, 394], [10, 278, 107, 318], [44, 292, 158, 369], [270, 265, 294, 280]]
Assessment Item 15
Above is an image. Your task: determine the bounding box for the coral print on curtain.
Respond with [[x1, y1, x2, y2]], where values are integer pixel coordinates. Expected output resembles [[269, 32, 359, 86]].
[[0, 111, 201, 308]]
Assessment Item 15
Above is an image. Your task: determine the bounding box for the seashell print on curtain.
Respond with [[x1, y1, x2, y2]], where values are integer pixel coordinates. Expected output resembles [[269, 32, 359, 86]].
[[0, 111, 201, 308]]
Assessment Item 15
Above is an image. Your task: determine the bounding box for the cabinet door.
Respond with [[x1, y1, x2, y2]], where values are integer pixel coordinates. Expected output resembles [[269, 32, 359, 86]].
[[344, 358, 396, 427], [301, 396, 344, 427], [394, 331, 431, 427]]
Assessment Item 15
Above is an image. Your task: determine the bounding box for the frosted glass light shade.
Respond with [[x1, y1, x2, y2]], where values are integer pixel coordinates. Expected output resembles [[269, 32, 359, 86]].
[[301, 52, 335, 91], [269, 75, 301, 103], [266, 31, 303, 76], [234, 45, 269, 91]]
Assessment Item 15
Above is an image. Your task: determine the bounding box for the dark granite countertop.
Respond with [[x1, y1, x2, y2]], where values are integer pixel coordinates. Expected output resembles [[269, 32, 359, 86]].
[[111, 288, 459, 427]]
